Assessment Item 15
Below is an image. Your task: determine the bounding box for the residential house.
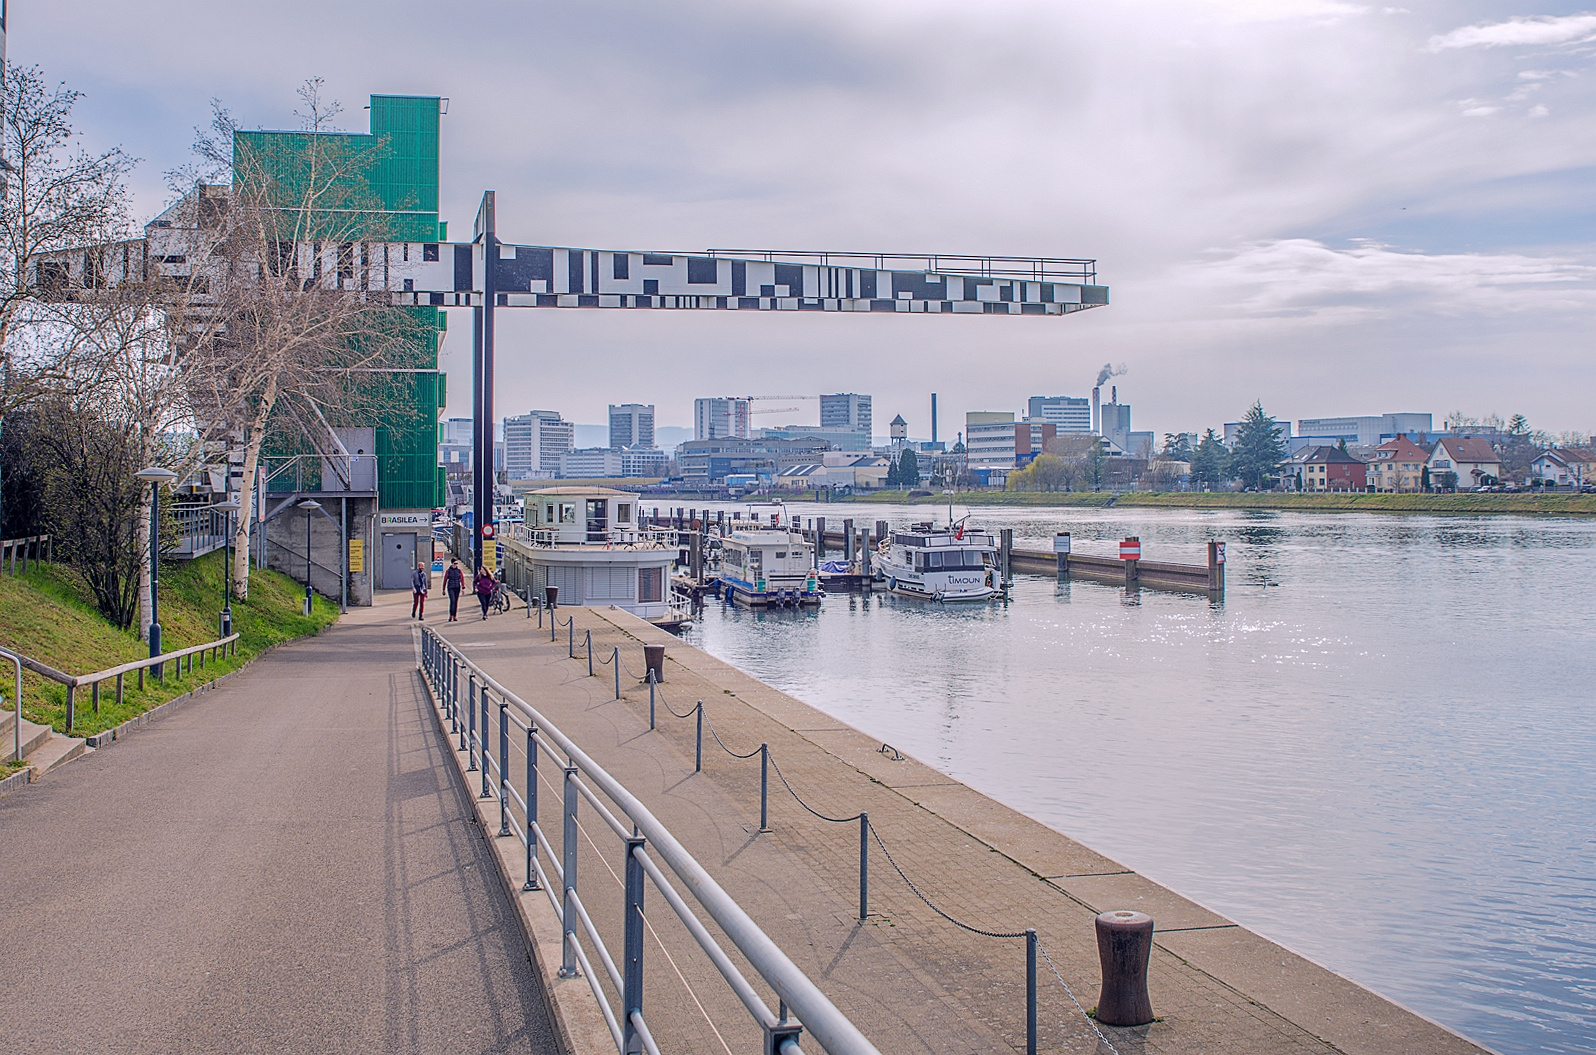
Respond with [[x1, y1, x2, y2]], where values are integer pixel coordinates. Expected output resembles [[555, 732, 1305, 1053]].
[[1368, 437, 1430, 493], [1530, 448, 1596, 487], [1298, 446, 1368, 492], [1428, 436, 1502, 491]]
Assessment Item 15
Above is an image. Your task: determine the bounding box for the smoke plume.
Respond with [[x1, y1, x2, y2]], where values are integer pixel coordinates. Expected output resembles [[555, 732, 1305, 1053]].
[[1095, 362, 1127, 388]]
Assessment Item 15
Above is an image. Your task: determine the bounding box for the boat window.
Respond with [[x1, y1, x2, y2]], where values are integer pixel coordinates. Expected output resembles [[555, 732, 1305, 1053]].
[[775, 551, 786, 559], [560, 504, 577, 524], [927, 551, 944, 569], [545, 505, 555, 523], [638, 566, 663, 603], [617, 503, 632, 524], [750, 550, 763, 567]]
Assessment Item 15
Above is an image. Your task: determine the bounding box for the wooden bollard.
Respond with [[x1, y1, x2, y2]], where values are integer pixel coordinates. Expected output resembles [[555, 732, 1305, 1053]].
[[1095, 910, 1154, 1026]]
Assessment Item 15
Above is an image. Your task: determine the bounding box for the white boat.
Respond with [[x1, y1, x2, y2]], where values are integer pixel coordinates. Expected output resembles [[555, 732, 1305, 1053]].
[[501, 486, 690, 627], [717, 527, 821, 607], [871, 522, 1000, 601]]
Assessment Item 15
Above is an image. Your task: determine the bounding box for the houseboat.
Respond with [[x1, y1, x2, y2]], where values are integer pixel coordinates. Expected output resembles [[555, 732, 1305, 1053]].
[[717, 527, 821, 607], [871, 522, 1000, 601], [500, 487, 689, 627]]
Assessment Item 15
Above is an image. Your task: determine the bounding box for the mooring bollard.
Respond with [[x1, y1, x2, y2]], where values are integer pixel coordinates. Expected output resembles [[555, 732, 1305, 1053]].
[[644, 643, 665, 684], [1095, 910, 1155, 1027]]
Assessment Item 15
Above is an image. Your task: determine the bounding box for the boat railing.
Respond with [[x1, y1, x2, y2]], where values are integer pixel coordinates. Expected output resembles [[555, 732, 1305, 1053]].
[[507, 524, 682, 550]]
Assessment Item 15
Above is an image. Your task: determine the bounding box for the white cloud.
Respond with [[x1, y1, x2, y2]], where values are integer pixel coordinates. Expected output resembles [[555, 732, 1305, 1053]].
[[1461, 105, 1501, 116], [1194, 239, 1596, 320], [1528, 103, 1551, 116], [1427, 14, 1596, 52]]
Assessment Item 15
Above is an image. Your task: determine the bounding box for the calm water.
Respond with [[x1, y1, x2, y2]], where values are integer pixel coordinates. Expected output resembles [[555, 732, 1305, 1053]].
[[677, 502, 1596, 1055]]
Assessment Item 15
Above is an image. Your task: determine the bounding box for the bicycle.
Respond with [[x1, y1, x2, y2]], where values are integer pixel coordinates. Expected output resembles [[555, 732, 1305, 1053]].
[[490, 581, 512, 615]]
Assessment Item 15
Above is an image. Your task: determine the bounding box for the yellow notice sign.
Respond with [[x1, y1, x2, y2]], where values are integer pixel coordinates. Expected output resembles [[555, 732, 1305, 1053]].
[[482, 541, 498, 573], [348, 538, 364, 573]]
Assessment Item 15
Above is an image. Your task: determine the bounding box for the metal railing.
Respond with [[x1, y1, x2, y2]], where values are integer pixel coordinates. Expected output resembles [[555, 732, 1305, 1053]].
[[16, 634, 239, 734], [505, 523, 680, 550], [0, 534, 50, 575], [420, 626, 879, 1055], [701, 249, 1098, 285]]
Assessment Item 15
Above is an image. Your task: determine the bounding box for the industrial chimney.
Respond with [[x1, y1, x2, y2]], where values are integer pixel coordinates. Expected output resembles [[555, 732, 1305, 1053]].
[[931, 393, 938, 443], [1092, 387, 1101, 434]]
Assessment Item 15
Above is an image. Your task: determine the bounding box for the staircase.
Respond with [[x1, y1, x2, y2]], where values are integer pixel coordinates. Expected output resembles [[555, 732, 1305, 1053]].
[[1, 709, 87, 776]]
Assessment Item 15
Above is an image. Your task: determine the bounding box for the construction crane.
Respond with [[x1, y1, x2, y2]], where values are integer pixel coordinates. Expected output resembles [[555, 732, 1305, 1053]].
[[31, 189, 1108, 567]]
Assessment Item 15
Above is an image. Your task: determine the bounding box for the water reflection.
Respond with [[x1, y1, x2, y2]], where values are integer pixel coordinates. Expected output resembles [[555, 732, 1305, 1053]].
[[679, 502, 1596, 1055]]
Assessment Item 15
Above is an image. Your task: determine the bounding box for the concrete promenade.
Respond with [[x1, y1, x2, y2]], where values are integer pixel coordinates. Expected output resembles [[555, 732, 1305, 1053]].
[[434, 603, 1491, 1055], [0, 596, 557, 1053]]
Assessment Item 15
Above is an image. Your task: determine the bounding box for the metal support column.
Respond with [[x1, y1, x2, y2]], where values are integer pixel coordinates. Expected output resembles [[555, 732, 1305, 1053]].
[[559, 763, 580, 978]]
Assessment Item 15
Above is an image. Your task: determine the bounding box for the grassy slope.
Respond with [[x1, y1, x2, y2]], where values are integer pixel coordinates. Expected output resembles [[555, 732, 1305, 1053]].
[[0, 551, 338, 738], [841, 490, 1596, 515]]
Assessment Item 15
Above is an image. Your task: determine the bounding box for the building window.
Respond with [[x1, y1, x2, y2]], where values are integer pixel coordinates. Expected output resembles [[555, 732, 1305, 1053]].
[[638, 567, 664, 603], [617, 503, 632, 524]]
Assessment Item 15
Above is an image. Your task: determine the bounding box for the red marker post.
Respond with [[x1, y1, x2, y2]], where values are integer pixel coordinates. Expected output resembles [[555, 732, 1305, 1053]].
[[1119, 536, 1140, 585]]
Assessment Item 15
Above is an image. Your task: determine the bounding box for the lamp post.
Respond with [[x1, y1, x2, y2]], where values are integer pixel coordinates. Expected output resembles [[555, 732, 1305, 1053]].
[[135, 466, 179, 662], [216, 497, 241, 637], [297, 498, 321, 617]]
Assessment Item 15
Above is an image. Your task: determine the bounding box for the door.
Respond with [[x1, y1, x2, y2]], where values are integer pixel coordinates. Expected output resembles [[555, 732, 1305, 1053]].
[[381, 532, 416, 589], [585, 499, 608, 542]]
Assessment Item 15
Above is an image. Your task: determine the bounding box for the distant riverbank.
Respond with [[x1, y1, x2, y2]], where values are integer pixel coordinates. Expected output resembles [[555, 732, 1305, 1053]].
[[830, 489, 1596, 515]]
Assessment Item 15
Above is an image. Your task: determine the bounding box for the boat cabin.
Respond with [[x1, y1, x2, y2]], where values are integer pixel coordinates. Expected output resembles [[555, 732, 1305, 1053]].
[[525, 486, 640, 544]]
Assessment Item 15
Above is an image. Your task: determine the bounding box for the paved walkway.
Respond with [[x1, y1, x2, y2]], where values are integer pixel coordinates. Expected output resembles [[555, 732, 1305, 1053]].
[[0, 595, 557, 1054], [434, 603, 1489, 1055]]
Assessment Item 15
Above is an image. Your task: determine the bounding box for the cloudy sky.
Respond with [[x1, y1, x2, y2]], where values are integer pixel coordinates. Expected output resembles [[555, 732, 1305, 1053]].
[[23, 1, 1596, 439]]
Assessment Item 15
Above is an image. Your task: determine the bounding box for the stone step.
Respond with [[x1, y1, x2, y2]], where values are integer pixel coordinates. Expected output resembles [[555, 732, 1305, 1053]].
[[2, 714, 54, 766], [23, 731, 87, 775]]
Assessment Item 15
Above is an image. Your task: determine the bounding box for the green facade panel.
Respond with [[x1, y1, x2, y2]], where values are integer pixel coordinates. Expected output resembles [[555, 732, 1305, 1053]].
[[237, 95, 446, 510]]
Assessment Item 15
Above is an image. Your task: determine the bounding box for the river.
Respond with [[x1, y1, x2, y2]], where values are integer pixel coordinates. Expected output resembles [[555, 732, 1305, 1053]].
[[672, 501, 1596, 1055]]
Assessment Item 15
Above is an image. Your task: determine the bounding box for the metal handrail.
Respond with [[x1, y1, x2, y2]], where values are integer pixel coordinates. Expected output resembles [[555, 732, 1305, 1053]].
[[421, 627, 878, 1055], [12, 633, 240, 733], [0, 646, 23, 764]]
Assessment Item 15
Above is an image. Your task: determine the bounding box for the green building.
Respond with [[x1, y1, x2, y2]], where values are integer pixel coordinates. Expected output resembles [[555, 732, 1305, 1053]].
[[243, 94, 448, 515]]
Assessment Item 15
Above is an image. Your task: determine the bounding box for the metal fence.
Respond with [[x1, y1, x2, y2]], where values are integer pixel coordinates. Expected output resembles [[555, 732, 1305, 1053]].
[[419, 626, 880, 1055], [15, 633, 239, 734]]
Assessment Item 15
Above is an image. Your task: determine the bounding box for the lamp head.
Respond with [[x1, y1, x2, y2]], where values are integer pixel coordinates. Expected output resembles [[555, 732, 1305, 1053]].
[[135, 466, 179, 485], [215, 498, 242, 512], [296, 499, 322, 511]]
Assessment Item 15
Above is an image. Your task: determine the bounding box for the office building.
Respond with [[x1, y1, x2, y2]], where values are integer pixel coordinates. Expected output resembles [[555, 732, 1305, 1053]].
[[608, 404, 656, 449], [677, 436, 831, 484], [820, 393, 873, 436], [1026, 395, 1092, 433], [757, 425, 872, 452], [966, 412, 1018, 469], [504, 410, 574, 479], [694, 397, 752, 440]]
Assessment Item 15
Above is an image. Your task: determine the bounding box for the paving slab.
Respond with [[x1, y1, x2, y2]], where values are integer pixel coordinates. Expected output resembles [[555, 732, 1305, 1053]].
[[0, 594, 558, 1054], [433, 604, 1493, 1055]]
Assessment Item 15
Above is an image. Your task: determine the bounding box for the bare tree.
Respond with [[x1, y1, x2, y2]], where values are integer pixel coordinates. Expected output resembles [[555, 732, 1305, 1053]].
[[174, 81, 420, 599]]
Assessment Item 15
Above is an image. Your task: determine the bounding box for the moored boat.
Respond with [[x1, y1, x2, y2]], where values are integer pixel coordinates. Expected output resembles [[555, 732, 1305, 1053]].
[[717, 527, 821, 607], [871, 522, 999, 601]]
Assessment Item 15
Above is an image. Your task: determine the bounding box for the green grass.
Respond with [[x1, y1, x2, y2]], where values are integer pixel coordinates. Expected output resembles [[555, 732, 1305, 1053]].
[[0, 551, 338, 737], [839, 490, 1596, 515]]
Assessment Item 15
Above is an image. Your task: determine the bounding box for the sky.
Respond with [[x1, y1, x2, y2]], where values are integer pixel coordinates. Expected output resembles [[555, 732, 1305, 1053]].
[[20, 1, 1596, 441]]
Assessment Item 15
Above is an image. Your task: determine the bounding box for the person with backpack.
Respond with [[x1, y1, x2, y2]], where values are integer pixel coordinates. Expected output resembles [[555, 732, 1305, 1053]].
[[474, 565, 496, 620], [443, 559, 465, 622]]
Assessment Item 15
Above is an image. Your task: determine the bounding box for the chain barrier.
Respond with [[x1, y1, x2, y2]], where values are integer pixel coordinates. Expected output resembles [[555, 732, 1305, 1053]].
[[1037, 939, 1120, 1055], [765, 752, 863, 825], [866, 818, 1028, 940]]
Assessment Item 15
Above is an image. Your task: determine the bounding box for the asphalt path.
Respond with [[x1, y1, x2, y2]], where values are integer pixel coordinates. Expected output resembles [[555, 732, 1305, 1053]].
[[0, 604, 557, 1054]]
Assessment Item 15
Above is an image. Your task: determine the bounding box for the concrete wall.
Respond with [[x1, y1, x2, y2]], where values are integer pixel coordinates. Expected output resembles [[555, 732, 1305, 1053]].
[[261, 497, 378, 606]]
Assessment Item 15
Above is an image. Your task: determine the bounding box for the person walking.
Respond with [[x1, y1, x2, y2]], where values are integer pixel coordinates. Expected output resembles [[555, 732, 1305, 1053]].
[[474, 565, 496, 620], [411, 561, 430, 620], [443, 559, 464, 622]]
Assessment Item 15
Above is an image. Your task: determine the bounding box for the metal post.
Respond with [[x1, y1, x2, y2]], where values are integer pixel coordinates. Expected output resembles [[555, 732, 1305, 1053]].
[[614, 646, 620, 700], [65, 684, 75, 734], [498, 701, 511, 835], [759, 743, 770, 832], [340, 497, 348, 613], [568, 617, 574, 657], [586, 630, 593, 676], [622, 836, 646, 1055], [303, 507, 313, 617], [859, 812, 869, 921], [450, 656, 460, 735], [560, 763, 579, 978], [481, 688, 492, 799], [1026, 928, 1038, 1055], [467, 675, 478, 769], [648, 669, 655, 730], [148, 481, 162, 663], [525, 724, 539, 891], [695, 702, 703, 772]]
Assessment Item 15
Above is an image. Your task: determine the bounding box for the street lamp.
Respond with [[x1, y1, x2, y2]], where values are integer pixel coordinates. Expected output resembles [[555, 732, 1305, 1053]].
[[297, 498, 321, 617], [215, 497, 241, 637], [135, 466, 179, 663]]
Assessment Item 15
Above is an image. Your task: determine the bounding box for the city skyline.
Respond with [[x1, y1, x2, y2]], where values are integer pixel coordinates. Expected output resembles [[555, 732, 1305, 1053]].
[[24, 1, 1596, 443]]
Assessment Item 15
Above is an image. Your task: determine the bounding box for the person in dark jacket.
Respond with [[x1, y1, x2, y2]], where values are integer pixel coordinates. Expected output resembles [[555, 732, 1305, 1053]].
[[474, 565, 496, 620], [410, 562, 430, 619], [443, 559, 465, 621]]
